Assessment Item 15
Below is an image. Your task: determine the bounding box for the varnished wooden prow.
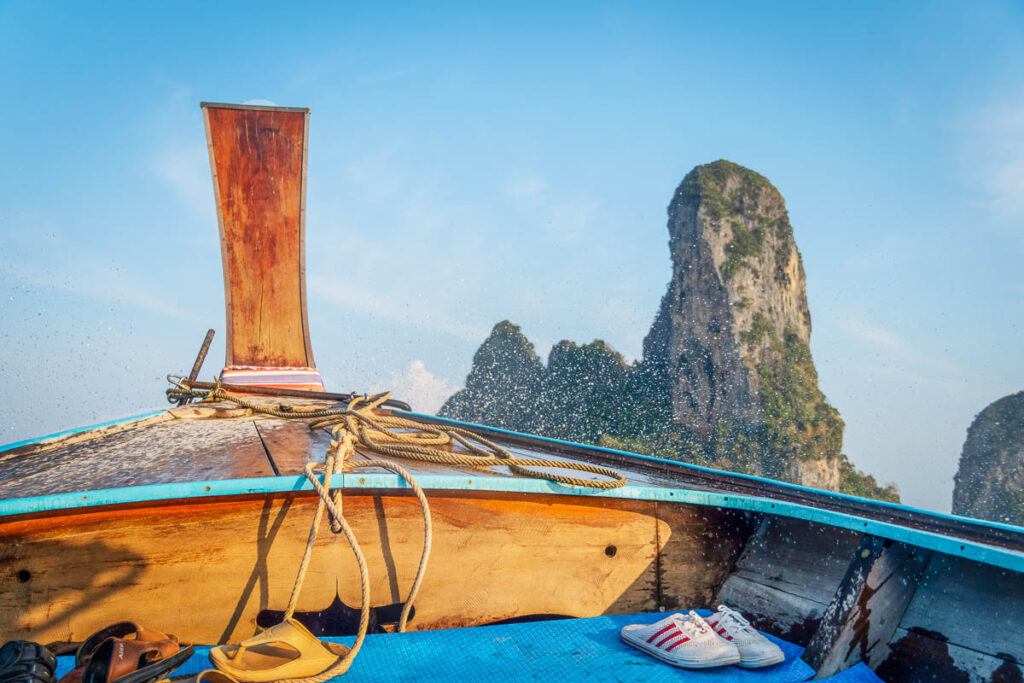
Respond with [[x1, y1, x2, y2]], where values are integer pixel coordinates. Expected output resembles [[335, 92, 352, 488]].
[[202, 102, 323, 391]]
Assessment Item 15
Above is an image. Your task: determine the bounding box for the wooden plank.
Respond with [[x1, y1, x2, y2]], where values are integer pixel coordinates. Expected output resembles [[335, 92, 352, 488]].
[[655, 505, 754, 612], [803, 538, 930, 676], [715, 573, 827, 645], [714, 516, 864, 645], [0, 491, 742, 645], [252, 419, 322, 476], [876, 627, 1023, 683], [0, 413, 173, 460], [203, 103, 313, 369], [732, 516, 863, 605], [0, 419, 276, 499], [898, 553, 1024, 662]]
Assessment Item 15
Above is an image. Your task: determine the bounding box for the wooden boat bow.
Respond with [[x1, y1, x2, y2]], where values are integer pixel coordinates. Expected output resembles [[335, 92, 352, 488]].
[[0, 102, 1021, 682]]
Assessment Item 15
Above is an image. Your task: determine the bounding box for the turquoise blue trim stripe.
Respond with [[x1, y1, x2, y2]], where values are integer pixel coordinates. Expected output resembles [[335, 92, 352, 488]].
[[404, 410, 1024, 536], [6, 406, 1016, 536], [3, 407, 1022, 571], [0, 471, 1021, 574], [0, 410, 167, 454]]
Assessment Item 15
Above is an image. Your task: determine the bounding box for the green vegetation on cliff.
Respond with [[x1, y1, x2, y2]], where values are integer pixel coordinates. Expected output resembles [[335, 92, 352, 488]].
[[441, 160, 899, 503], [442, 321, 898, 503], [681, 160, 797, 283], [952, 391, 1024, 525], [719, 221, 763, 281], [680, 160, 777, 218]]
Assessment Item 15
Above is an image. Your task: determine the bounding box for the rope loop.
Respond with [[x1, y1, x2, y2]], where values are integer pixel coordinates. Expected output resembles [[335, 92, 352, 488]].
[[163, 377, 626, 681]]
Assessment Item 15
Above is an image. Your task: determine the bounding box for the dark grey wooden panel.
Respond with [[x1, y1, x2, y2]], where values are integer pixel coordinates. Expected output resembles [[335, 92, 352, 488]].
[[716, 573, 827, 644], [877, 627, 1023, 683], [733, 516, 864, 604], [732, 516, 863, 601], [899, 553, 1024, 663], [714, 516, 865, 645]]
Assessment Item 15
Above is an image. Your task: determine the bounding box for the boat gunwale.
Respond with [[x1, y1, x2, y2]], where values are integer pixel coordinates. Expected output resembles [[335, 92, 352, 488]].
[[0, 410, 168, 455], [0, 469, 1021, 574], [7, 407, 1022, 534], [405, 412, 1024, 545], [4, 407, 1024, 564]]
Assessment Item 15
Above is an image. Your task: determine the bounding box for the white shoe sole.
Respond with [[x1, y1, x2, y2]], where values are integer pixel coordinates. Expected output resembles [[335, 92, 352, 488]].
[[620, 628, 741, 669], [736, 650, 786, 668]]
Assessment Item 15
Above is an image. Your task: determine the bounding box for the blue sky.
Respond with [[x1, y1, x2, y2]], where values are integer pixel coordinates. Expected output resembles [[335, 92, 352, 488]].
[[1, 2, 1022, 515]]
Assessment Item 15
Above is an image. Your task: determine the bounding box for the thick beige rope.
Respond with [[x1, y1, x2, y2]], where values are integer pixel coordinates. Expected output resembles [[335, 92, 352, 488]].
[[273, 424, 432, 683], [165, 379, 625, 681], [308, 400, 627, 490], [167, 379, 627, 489], [280, 438, 371, 682]]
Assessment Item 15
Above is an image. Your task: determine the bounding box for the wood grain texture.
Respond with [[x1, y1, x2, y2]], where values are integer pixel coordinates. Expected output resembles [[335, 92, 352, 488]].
[[803, 538, 930, 677], [714, 516, 863, 644], [714, 573, 826, 645], [0, 419, 276, 499], [0, 492, 742, 645], [655, 505, 754, 612], [0, 414, 173, 461], [898, 553, 1024, 662], [204, 105, 311, 368], [877, 627, 1023, 683]]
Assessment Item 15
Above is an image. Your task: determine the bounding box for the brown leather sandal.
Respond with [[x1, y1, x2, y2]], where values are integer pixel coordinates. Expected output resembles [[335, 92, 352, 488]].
[[81, 638, 193, 683], [56, 623, 187, 683]]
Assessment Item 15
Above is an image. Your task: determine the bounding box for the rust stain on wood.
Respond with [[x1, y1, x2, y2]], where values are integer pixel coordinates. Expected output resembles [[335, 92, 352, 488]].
[[803, 537, 931, 676]]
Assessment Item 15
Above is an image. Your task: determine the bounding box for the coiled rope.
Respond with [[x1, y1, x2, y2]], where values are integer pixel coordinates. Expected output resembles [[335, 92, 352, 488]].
[[165, 377, 625, 681]]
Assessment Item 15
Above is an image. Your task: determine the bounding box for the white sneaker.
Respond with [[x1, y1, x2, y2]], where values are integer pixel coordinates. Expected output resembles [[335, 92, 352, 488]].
[[706, 604, 785, 668], [620, 611, 741, 669]]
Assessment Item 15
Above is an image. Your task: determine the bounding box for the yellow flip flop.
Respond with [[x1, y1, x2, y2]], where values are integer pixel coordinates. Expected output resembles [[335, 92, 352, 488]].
[[208, 620, 350, 682]]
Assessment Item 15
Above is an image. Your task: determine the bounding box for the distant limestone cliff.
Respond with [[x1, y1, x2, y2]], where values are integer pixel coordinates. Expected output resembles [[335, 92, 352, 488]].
[[952, 391, 1024, 525], [442, 160, 897, 501]]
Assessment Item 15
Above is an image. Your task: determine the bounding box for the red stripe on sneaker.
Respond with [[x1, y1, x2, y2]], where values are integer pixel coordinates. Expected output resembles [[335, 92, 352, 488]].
[[717, 628, 727, 635], [726, 635, 734, 640], [656, 629, 682, 647], [707, 621, 718, 627], [646, 624, 675, 643], [664, 636, 691, 652]]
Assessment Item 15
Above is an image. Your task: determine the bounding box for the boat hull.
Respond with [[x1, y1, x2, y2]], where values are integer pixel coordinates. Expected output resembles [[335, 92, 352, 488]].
[[0, 489, 747, 644]]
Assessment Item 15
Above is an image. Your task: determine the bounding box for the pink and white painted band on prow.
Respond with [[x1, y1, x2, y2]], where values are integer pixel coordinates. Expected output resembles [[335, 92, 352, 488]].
[[220, 366, 326, 392]]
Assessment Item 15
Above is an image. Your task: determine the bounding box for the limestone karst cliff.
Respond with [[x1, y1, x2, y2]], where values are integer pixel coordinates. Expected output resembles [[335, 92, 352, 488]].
[[441, 160, 897, 501], [952, 391, 1024, 525]]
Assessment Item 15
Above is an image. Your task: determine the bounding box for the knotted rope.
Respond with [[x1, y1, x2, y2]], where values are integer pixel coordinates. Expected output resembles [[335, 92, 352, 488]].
[[165, 377, 625, 681], [273, 405, 432, 683], [166, 377, 627, 490]]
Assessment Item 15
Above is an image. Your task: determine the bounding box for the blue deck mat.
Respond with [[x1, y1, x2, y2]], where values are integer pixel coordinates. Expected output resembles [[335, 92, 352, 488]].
[[815, 663, 883, 682], [55, 612, 816, 682]]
